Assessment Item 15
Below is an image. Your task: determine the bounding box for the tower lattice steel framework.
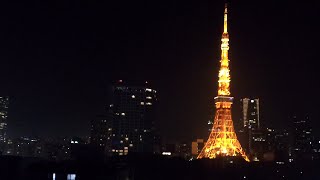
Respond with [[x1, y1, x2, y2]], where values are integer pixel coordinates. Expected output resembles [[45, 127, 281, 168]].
[[197, 4, 249, 162]]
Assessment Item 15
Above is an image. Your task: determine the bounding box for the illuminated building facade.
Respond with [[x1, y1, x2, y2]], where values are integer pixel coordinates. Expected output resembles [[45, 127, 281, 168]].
[[239, 98, 261, 158], [197, 4, 249, 161], [108, 80, 158, 155], [240, 98, 260, 129], [0, 96, 9, 142]]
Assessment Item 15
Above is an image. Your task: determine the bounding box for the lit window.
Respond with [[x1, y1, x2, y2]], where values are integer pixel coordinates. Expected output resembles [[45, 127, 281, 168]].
[[132, 95, 135, 98], [140, 102, 144, 105], [162, 152, 171, 156], [146, 88, 152, 92], [121, 113, 125, 116], [67, 174, 76, 180], [146, 96, 152, 99]]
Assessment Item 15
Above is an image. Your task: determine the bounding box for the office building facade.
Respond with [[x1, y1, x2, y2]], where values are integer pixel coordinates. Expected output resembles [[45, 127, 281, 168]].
[[240, 98, 260, 130], [108, 80, 158, 155]]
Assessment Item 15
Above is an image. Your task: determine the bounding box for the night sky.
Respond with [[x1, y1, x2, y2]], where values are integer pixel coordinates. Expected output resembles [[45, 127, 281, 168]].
[[1, 0, 320, 142]]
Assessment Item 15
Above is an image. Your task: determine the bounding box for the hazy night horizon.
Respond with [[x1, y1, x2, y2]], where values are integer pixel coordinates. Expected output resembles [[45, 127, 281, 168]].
[[0, 0, 319, 143]]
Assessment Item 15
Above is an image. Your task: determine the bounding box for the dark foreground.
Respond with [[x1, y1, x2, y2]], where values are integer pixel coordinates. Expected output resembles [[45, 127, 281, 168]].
[[0, 155, 319, 180]]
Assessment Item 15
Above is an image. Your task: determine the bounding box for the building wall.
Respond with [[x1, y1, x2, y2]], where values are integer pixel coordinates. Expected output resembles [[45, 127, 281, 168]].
[[292, 115, 313, 161], [108, 81, 158, 155], [240, 98, 259, 129], [239, 98, 261, 160], [191, 139, 204, 157], [0, 96, 9, 142]]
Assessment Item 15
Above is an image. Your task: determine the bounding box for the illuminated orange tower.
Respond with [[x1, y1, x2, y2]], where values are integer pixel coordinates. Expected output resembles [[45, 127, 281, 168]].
[[197, 4, 249, 162]]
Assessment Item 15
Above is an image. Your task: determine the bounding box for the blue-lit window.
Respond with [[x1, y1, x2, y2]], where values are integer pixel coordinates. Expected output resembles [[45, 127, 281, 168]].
[[67, 174, 76, 180]]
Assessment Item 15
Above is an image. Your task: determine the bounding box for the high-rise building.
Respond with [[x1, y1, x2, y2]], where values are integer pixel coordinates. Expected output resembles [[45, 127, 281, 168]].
[[265, 128, 290, 162], [90, 115, 113, 149], [108, 80, 158, 155], [292, 115, 313, 161], [0, 96, 9, 142], [239, 98, 260, 158], [240, 98, 260, 130], [197, 4, 249, 161]]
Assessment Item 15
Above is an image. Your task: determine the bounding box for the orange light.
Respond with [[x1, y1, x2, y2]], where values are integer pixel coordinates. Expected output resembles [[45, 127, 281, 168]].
[[197, 3, 249, 162]]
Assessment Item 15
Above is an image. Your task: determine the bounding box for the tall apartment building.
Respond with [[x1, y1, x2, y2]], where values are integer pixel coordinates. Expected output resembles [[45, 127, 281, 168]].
[[240, 98, 260, 130], [107, 80, 158, 155], [239, 98, 261, 159]]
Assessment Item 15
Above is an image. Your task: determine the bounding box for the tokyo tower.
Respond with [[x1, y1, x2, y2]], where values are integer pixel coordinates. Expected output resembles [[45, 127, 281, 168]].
[[197, 3, 249, 162]]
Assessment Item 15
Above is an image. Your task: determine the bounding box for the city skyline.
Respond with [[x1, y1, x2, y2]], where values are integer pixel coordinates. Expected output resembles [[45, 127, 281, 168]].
[[1, 0, 320, 142]]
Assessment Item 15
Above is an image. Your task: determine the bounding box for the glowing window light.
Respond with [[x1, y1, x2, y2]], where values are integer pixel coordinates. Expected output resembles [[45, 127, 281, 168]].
[[162, 152, 171, 156], [67, 174, 76, 180]]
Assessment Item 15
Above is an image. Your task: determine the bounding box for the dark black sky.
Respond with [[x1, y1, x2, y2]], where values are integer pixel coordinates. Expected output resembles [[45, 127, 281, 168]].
[[1, 0, 320, 141]]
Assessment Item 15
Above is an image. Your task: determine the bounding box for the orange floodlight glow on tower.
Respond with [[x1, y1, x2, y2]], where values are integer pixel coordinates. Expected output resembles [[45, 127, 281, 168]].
[[197, 3, 249, 162]]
